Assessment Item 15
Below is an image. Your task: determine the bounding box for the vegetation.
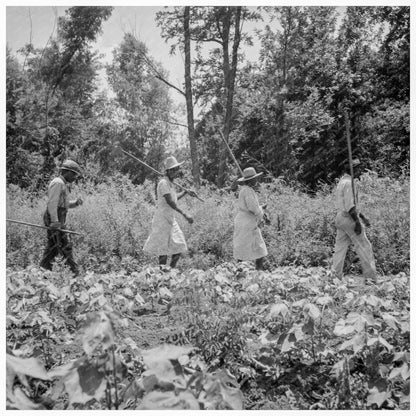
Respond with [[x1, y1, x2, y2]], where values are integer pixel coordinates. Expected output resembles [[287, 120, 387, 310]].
[[6, 263, 409, 410], [6, 5, 409, 411], [7, 6, 409, 189]]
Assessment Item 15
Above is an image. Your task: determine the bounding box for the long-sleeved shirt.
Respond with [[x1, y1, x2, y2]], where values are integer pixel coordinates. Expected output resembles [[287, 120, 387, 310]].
[[46, 176, 70, 222], [335, 174, 359, 213]]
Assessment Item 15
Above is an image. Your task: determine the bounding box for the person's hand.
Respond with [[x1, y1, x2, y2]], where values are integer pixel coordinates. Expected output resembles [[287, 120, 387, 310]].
[[354, 220, 362, 235], [50, 221, 61, 230], [186, 190, 197, 198], [184, 214, 194, 224], [359, 213, 370, 227], [76, 197, 83, 206]]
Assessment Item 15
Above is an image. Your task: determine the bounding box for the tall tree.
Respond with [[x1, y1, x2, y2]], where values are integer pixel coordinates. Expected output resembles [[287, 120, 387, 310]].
[[157, 6, 260, 186], [104, 33, 173, 183], [184, 7, 200, 187], [6, 6, 113, 188]]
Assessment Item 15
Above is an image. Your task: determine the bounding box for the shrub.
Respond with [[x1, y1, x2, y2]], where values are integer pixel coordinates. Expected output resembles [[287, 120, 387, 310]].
[[6, 172, 410, 274]]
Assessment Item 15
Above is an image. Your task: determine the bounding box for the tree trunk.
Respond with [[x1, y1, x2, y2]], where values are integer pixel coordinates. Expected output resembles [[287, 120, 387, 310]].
[[217, 7, 242, 187], [184, 6, 200, 188]]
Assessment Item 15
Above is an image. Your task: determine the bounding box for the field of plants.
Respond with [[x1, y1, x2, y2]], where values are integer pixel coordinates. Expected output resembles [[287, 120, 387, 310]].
[[6, 173, 410, 410]]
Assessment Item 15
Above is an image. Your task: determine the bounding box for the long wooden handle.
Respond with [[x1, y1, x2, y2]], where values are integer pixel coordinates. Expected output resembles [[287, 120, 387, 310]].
[[218, 130, 244, 176], [345, 109, 356, 205], [117, 146, 204, 202], [6, 219, 83, 236]]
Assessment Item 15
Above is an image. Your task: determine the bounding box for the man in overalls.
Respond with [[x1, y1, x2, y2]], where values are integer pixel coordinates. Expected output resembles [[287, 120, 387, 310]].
[[40, 160, 83, 275], [331, 158, 377, 285]]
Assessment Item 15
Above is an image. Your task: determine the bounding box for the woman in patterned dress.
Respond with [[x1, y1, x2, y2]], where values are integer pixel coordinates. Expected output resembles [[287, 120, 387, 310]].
[[143, 156, 195, 268], [233, 167, 268, 270]]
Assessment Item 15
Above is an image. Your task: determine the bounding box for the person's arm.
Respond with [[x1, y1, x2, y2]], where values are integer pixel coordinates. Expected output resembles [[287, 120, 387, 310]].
[[178, 189, 197, 200], [164, 194, 193, 224], [47, 181, 63, 227], [348, 206, 362, 235], [245, 188, 264, 223], [69, 197, 83, 208]]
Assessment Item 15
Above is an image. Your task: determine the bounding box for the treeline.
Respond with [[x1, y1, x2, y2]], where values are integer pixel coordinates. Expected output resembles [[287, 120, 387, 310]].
[[6, 6, 409, 191]]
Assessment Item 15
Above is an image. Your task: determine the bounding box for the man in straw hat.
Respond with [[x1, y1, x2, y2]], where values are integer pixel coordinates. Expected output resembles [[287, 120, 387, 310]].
[[40, 159, 83, 275], [143, 155, 195, 269], [331, 158, 377, 285], [233, 167, 268, 270]]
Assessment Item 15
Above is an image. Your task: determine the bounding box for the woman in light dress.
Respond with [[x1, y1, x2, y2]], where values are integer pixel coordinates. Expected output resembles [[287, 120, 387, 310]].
[[233, 167, 268, 270], [143, 156, 195, 268]]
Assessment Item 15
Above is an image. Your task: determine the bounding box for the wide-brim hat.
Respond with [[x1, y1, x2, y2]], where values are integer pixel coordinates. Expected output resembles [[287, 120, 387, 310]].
[[61, 160, 82, 176], [165, 156, 184, 171], [237, 167, 263, 182]]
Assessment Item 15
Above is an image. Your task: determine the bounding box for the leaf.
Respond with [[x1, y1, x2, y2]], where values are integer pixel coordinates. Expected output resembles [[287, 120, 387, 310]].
[[362, 294, 381, 307], [388, 363, 409, 380], [367, 336, 394, 352], [139, 390, 199, 410], [7, 354, 50, 381], [301, 318, 314, 336], [367, 378, 389, 408], [81, 311, 115, 355], [123, 336, 140, 354], [381, 313, 399, 330], [62, 359, 107, 405], [141, 344, 193, 382], [281, 333, 297, 353], [315, 295, 333, 306], [135, 292, 145, 305], [159, 286, 173, 299], [333, 319, 355, 337], [142, 344, 193, 365], [339, 333, 366, 354], [303, 303, 320, 320], [345, 312, 375, 331], [203, 369, 243, 410], [123, 287, 134, 298], [269, 302, 289, 319], [214, 272, 230, 285], [331, 358, 351, 379], [292, 299, 307, 308], [7, 386, 46, 410]]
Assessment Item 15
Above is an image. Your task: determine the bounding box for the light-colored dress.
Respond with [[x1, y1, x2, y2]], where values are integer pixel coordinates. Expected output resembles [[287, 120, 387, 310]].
[[233, 185, 268, 261], [143, 178, 187, 255]]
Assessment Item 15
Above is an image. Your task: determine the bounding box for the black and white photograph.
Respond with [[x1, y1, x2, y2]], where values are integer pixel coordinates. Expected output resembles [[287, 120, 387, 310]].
[[4, 2, 412, 412]]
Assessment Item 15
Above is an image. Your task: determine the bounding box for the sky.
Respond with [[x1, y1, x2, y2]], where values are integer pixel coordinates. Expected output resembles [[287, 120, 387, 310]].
[[6, 5, 274, 106]]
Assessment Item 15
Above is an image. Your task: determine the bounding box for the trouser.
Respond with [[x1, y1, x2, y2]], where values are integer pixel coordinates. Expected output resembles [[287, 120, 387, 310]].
[[331, 212, 376, 280], [39, 208, 79, 275]]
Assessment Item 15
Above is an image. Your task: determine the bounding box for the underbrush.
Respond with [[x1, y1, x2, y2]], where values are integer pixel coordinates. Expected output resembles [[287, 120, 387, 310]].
[[6, 263, 410, 410], [6, 171, 410, 274]]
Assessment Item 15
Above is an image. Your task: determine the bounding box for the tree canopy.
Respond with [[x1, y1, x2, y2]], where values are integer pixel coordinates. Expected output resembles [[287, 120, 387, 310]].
[[6, 6, 409, 190]]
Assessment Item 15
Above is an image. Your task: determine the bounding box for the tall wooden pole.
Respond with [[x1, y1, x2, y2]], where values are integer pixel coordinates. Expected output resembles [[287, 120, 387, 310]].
[[344, 109, 356, 205]]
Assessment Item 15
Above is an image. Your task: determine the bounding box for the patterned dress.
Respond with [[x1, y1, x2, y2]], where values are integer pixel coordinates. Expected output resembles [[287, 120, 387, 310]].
[[143, 178, 187, 255], [233, 185, 268, 261]]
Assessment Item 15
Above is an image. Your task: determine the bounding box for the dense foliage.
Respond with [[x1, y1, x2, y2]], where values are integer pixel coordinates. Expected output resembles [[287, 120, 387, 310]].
[[6, 6, 409, 190], [6, 6, 410, 411], [6, 263, 409, 409], [6, 171, 409, 275]]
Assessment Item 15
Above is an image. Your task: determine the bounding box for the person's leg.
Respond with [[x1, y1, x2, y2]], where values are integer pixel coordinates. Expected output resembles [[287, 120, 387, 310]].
[[349, 230, 377, 282], [331, 227, 351, 279], [60, 233, 79, 275], [170, 253, 181, 268], [255, 257, 264, 270], [40, 231, 59, 271], [159, 255, 168, 265]]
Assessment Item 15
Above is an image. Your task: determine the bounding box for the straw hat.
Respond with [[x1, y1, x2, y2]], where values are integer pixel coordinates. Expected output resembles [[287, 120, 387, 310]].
[[165, 156, 184, 170], [61, 160, 82, 176], [237, 167, 263, 182]]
